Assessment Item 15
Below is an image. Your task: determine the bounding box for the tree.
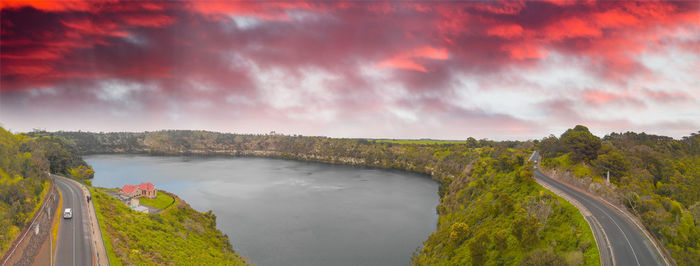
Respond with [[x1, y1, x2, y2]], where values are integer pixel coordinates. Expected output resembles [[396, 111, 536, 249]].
[[538, 135, 560, 158], [469, 231, 491, 265], [69, 165, 95, 180], [593, 151, 629, 181], [466, 137, 479, 148], [560, 125, 601, 162], [512, 215, 539, 248], [493, 230, 508, 250], [449, 222, 469, 244]]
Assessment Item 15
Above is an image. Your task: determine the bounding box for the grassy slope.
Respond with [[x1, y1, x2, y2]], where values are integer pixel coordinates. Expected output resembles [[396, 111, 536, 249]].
[[139, 191, 175, 210], [90, 188, 247, 265]]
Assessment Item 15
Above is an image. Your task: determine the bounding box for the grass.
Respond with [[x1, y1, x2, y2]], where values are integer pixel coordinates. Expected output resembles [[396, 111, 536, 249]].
[[51, 187, 63, 257], [138, 191, 175, 210], [89, 187, 121, 266], [545, 190, 600, 265]]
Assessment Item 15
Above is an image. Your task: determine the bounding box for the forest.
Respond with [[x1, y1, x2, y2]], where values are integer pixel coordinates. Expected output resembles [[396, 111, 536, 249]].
[[0, 127, 92, 255]]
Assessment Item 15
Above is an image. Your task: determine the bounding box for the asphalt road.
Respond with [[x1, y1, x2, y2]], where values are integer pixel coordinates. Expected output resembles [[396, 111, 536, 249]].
[[54, 176, 93, 266], [531, 152, 666, 266]]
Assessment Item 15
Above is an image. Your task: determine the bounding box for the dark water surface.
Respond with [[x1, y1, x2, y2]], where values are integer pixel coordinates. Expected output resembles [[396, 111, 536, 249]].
[[85, 155, 439, 266]]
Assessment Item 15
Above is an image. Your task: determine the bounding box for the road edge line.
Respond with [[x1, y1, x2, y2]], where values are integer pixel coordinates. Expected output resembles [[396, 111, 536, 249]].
[[51, 186, 63, 266], [594, 194, 674, 266]]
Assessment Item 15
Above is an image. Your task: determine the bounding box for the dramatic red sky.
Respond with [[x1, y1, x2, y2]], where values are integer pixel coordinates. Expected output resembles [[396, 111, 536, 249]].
[[1, 1, 698, 139]]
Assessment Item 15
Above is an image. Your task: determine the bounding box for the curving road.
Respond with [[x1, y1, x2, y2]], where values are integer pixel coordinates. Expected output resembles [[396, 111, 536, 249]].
[[530, 151, 668, 266], [54, 176, 93, 266]]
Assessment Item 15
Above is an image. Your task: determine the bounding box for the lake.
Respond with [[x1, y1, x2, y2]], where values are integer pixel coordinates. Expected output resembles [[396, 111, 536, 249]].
[[85, 155, 439, 266]]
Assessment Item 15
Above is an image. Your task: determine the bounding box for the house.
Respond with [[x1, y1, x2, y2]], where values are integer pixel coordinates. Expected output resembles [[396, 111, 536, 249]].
[[120, 182, 157, 199]]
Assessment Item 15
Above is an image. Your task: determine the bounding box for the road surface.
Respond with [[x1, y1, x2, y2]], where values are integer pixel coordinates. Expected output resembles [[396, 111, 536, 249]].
[[530, 151, 667, 266], [54, 176, 93, 266]]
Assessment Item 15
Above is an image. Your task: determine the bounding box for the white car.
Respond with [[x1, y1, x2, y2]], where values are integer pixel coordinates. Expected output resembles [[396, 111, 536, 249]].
[[64, 208, 72, 219]]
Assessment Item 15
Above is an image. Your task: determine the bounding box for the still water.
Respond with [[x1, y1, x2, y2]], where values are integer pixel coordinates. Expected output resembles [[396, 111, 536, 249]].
[[86, 155, 439, 266]]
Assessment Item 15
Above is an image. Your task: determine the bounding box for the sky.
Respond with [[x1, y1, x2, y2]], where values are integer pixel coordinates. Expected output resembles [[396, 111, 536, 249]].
[[1, 1, 699, 140]]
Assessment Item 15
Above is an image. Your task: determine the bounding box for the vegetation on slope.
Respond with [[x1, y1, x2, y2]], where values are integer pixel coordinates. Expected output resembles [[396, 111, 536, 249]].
[[0, 127, 92, 255], [537, 125, 699, 265], [139, 191, 175, 210], [413, 149, 599, 265], [90, 188, 247, 265], [52, 130, 600, 265]]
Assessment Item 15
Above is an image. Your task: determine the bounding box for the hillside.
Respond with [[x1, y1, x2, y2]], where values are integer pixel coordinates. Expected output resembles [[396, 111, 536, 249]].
[[90, 188, 247, 265], [50, 129, 600, 264], [537, 126, 699, 265], [0, 127, 93, 256]]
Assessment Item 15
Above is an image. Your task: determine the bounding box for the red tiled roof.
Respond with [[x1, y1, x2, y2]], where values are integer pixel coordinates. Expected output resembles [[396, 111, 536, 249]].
[[121, 182, 155, 194], [121, 184, 137, 194], [137, 182, 155, 191]]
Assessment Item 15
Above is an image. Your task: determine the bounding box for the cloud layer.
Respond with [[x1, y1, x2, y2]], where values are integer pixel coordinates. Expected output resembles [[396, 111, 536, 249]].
[[1, 1, 698, 139]]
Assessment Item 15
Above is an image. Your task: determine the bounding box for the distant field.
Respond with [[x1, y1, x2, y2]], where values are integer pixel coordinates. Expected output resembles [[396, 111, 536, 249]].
[[372, 139, 465, 145], [139, 191, 175, 210]]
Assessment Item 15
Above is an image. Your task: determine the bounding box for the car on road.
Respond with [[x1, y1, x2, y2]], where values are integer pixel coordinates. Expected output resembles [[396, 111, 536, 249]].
[[64, 208, 72, 219]]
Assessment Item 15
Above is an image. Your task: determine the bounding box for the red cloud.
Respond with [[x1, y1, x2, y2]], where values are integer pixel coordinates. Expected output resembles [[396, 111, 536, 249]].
[[545, 17, 602, 40], [188, 1, 318, 21], [1, 1, 698, 139], [2, 1, 698, 92], [121, 14, 174, 28], [377, 46, 449, 72], [0, 0, 93, 12], [487, 24, 524, 39]]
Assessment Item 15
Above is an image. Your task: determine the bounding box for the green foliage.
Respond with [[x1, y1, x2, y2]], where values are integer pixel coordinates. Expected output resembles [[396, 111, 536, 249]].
[[90, 188, 247, 265], [69, 165, 95, 181], [0, 127, 51, 255], [413, 150, 599, 265], [521, 248, 567, 266], [449, 222, 469, 244], [468, 231, 490, 265], [592, 151, 629, 181], [512, 215, 540, 248], [493, 230, 508, 250], [539, 135, 561, 158], [373, 139, 467, 145], [560, 125, 602, 162]]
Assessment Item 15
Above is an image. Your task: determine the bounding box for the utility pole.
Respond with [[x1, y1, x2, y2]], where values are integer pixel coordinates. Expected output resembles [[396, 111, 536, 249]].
[[606, 171, 610, 184]]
